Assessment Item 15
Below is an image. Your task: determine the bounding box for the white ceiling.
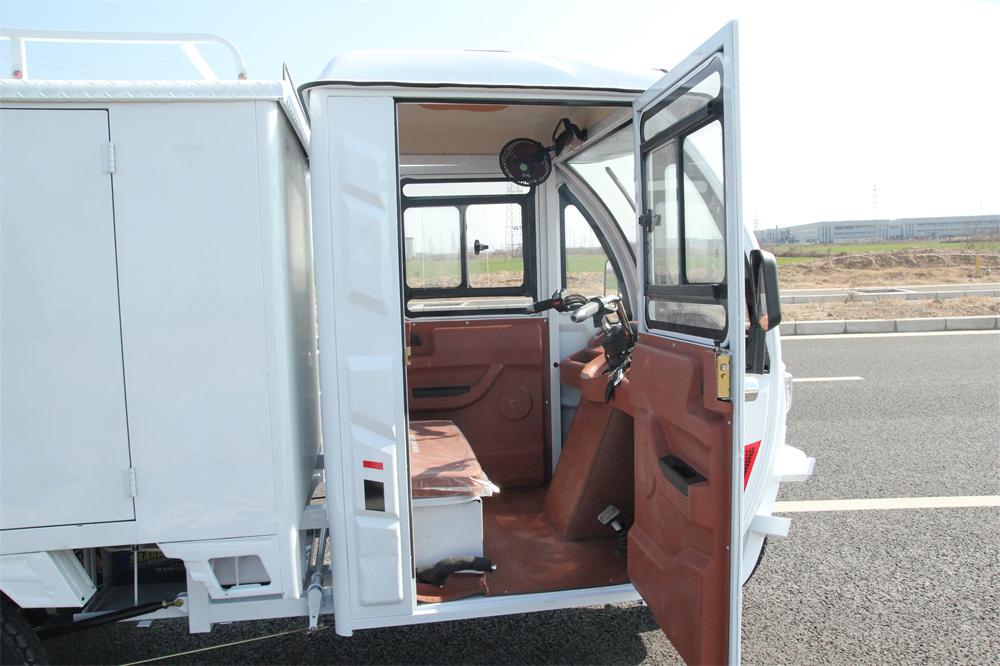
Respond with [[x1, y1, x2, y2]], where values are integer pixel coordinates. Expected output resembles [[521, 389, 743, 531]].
[[397, 103, 621, 156]]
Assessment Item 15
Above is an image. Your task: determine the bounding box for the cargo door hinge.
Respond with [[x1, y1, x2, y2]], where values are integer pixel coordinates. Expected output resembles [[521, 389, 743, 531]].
[[103, 142, 116, 174], [716, 349, 732, 401], [123, 467, 137, 498]]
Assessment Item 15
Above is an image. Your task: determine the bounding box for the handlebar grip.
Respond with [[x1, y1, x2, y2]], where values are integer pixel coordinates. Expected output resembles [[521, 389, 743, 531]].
[[570, 300, 601, 323], [526, 296, 557, 314], [526, 290, 568, 314]]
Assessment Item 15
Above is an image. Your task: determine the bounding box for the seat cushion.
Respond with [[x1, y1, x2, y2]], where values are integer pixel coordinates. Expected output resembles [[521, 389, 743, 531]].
[[409, 420, 498, 499]]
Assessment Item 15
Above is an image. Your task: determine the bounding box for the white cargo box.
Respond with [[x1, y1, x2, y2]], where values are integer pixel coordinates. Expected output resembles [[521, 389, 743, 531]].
[[1, 77, 319, 599]]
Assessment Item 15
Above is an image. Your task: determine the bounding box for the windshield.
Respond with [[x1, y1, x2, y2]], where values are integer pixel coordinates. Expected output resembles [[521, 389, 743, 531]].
[[565, 124, 637, 254]]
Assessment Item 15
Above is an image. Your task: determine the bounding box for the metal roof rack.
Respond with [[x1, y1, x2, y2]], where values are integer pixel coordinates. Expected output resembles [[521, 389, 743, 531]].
[[1, 28, 249, 80]]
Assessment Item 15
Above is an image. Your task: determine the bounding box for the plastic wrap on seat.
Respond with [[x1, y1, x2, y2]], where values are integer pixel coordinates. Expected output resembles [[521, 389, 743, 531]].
[[409, 420, 499, 499]]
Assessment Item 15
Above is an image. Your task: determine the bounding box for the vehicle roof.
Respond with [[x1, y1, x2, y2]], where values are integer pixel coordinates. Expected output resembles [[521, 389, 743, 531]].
[[310, 49, 660, 92]]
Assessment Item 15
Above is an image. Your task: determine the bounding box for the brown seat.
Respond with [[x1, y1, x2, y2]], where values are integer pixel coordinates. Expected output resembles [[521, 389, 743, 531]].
[[409, 420, 497, 500]]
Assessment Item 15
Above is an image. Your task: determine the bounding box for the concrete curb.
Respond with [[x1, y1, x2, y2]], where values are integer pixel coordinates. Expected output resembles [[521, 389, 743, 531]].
[[781, 315, 999, 336], [781, 288, 1000, 305]]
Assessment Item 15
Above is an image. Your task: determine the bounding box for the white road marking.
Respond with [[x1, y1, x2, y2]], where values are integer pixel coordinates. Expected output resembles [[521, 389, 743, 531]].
[[784, 330, 999, 341], [792, 376, 863, 383], [774, 495, 1000, 513]]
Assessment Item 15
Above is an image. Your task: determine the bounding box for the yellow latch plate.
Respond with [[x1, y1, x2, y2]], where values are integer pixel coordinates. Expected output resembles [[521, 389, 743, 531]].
[[716, 352, 731, 400]]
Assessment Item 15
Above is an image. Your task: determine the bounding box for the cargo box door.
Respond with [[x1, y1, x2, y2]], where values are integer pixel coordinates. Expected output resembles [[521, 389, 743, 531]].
[[1, 109, 135, 530], [628, 22, 746, 665]]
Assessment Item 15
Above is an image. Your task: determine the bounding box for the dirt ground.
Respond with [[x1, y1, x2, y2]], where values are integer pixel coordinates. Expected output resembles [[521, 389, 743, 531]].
[[418, 249, 1000, 320], [778, 247, 999, 289], [779, 248, 1000, 320]]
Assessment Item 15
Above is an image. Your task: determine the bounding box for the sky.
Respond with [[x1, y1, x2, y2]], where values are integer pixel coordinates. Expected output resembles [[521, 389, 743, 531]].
[[2, 0, 998, 229]]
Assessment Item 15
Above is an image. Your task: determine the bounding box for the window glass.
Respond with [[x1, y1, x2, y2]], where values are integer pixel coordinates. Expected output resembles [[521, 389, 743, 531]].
[[647, 300, 726, 331], [404, 207, 461, 288], [566, 124, 637, 253], [646, 139, 680, 287], [641, 69, 720, 142], [466, 203, 523, 288], [641, 113, 727, 336], [682, 120, 725, 284], [563, 204, 612, 296], [404, 181, 528, 197], [402, 181, 535, 315]]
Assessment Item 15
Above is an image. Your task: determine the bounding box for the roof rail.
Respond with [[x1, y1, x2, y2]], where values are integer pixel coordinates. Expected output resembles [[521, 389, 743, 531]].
[[0, 28, 249, 81]]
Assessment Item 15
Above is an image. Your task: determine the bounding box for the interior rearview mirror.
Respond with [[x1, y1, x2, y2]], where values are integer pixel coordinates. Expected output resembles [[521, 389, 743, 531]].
[[750, 249, 781, 331]]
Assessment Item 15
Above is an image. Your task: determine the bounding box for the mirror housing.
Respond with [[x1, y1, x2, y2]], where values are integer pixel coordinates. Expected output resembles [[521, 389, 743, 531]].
[[750, 249, 781, 331]]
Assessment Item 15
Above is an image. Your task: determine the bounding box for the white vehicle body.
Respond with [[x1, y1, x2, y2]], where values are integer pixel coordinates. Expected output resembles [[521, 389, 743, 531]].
[[0, 25, 813, 665]]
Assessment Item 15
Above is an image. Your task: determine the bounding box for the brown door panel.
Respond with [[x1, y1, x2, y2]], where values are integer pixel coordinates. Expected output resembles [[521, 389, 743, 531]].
[[407, 319, 549, 488], [628, 335, 733, 666]]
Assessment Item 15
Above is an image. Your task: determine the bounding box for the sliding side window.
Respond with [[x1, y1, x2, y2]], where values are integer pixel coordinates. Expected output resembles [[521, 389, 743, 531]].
[[402, 180, 536, 315]]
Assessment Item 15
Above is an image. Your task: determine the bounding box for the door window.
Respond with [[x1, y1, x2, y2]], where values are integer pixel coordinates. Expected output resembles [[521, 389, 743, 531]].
[[641, 59, 728, 339]]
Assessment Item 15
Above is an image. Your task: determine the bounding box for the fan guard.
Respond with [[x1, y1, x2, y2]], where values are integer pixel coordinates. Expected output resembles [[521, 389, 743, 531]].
[[499, 138, 552, 187]]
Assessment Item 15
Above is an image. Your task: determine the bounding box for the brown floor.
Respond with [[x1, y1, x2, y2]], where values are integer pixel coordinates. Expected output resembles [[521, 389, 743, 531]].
[[481, 487, 630, 596]]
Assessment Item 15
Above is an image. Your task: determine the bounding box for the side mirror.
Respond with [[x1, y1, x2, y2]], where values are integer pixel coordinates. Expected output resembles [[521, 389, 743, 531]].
[[750, 249, 781, 331]]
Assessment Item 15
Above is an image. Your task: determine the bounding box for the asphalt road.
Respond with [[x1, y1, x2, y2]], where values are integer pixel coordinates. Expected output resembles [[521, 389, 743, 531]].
[[42, 331, 1000, 664]]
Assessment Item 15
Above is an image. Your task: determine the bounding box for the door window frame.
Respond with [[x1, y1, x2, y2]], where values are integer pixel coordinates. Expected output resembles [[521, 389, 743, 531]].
[[639, 57, 729, 341]]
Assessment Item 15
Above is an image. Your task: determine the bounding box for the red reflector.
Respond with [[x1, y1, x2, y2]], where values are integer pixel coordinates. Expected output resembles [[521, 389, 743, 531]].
[[744, 441, 761, 489], [363, 460, 383, 470]]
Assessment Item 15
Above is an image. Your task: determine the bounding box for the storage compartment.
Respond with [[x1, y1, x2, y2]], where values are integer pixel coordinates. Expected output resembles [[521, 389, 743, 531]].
[[411, 496, 484, 568], [408, 420, 497, 568]]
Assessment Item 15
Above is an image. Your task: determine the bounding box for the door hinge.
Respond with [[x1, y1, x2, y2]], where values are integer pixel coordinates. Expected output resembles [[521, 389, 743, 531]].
[[103, 142, 116, 174], [716, 349, 732, 400], [123, 467, 137, 498], [405, 346, 412, 367]]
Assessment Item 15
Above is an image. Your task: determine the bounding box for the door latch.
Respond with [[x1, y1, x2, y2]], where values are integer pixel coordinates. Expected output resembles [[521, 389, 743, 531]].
[[716, 350, 731, 400]]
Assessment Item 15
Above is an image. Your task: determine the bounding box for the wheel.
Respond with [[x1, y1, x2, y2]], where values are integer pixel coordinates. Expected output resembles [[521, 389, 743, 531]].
[[0, 596, 47, 665]]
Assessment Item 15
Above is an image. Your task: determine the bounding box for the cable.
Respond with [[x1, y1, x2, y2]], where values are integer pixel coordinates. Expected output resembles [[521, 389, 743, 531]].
[[120, 625, 326, 666]]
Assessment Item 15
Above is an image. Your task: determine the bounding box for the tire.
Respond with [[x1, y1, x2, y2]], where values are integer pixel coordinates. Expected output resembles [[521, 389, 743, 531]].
[[742, 537, 768, 586], [0, 597, 47, 665]]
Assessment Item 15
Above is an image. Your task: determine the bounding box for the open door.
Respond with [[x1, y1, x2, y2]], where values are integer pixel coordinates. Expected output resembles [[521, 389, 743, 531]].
[[627, 22, 745, 665]]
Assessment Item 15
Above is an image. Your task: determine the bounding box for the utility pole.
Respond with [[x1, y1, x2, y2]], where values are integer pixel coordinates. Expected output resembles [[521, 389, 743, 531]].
[[504, 181, 522, 262]]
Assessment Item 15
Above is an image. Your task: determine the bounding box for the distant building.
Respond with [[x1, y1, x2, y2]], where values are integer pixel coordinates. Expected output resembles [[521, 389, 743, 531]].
[[756, 214, 1000, 244]]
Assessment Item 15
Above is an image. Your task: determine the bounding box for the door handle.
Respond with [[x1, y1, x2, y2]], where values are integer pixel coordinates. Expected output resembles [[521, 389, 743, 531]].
[[658, 455, 707, 497]]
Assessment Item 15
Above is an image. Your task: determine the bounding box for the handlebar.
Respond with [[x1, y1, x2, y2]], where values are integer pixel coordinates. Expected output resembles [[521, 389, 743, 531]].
[[526, 290, 591, 315], [570, 300, 601, 323]]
